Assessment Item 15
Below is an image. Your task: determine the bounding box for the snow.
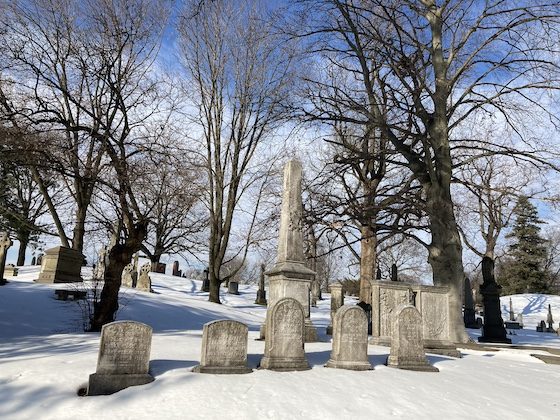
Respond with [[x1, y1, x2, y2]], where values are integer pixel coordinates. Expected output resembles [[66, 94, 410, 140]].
[[1, 267, 560, 419]]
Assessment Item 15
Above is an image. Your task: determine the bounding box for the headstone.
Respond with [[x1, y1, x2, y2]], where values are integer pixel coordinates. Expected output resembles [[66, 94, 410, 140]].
[[326, 306, 372, 371], [172, 260, 180, 277], [121, 263, 136, 288], [259, 298, 310, 371], [31, 256, 36, 265], [4, 264, 18, 276], [391, 264, 398, 282], [94, 247, 107, 280], [263, 160, 318, 342], [137, 263, 152, 292], [255, 263, 267, 305], [463, 277, 478, 329], [87, 321, 154, 395], [509, 297, 515, 322], [202, 268, 210, 292], [376, 267, 382, 280], [517, 313, 524, 328], [152, 262, 166, 274], [36, 246, 84, 283], [326, 283, 344, 335], [536, 320, 546, 332], [478, 257, 511, 344], [193, 320, 251, 374], [228, 281, 239, 295], [37, 254, 43, 266], [0, 232, 13, 285], [546, 304, 555, 332], [370, 281, 460, 357], [310, 279, 320, 307], [386, 304, 439, 372]]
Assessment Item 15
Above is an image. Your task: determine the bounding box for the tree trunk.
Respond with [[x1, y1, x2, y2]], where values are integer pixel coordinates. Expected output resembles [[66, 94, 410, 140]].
[[208, 267, 221, 304], [16, 230, 29, 266], [359, 224, 376, 304], [72, 205, 88, 253], [426, 184, 469, 344]]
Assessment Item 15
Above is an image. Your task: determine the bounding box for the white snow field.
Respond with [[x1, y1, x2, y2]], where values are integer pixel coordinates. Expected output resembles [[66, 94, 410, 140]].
[[1, 266, 560, 420]]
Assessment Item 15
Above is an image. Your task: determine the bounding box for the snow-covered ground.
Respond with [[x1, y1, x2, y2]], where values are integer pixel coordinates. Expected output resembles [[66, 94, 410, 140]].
[[1, 267, 560, 419]]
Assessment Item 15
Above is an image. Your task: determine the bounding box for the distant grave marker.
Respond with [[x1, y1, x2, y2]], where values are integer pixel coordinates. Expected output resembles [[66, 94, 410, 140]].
[[136, 263, 152, 292]]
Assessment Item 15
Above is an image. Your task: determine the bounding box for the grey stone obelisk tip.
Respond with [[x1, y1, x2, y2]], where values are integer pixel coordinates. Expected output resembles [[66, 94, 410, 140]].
[[277, 160, 304, 263]]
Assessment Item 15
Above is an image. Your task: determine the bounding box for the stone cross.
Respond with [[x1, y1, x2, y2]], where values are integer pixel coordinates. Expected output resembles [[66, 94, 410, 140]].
[[0, 232, 13, 285], [386, 304, 439, 372], [326, 305, 372, 371], [259, 297, 310, 371], [136, 263, 152, 292], [121, 263, 135, 288], [326, 283, 344, 335], [87, 321, 154, 395], [193, 320, 251, 374]]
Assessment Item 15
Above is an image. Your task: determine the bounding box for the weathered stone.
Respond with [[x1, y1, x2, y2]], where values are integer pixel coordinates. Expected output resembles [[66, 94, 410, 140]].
[[36, 246, 84, 283], [326, 284, 344, 335], [136, 263, 152, 292], [386, 304, 438, 372], [376, 267, 382, 280], [153, 262, 166, 274], [0, 232, 13, 285], [172, 260, 181, 276], [193, 320, 251, 374], [326, 305, 372, 371], [370, 281, 460, 357], [228, 281, 240, 295], [263, 160, 318, 342], [546, 304, 555, 332], [260, 298, 310, 371], [37, 254, 43, 265], [31, 256, 36, 265], [94, 247, 107, 280], [536, 320, 546, 332], [255, 263, 267, 305], [87, 321, 154, 395], [202, 268, 210, 292], [463, 277, 478, 329], [509, 297, 515, 321], [478, 257, 511, 344], [517, 313, 524, 328], [121, 263, 136, 288], [4, 264, 18, 277]]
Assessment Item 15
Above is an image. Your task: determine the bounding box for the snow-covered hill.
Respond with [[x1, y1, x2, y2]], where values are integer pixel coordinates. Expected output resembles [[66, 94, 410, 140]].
[[1, 267, 559, 419]]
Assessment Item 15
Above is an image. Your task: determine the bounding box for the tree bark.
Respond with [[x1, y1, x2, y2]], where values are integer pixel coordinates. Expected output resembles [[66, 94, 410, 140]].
[[359, 224, 376, 304], [208, 268, 221, 304], [16, 230, 29, 266], [71, 204, 88, 253]]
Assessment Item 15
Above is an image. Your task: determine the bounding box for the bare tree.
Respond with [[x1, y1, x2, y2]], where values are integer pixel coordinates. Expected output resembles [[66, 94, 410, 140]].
[[177, 0, 299, 303]]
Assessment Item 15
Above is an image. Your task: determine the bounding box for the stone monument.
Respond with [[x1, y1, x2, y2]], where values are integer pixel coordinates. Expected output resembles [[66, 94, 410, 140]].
[[326, 305, 372, 371], [478, 257, 511, 344], [36, 246, 84, 283], [202, 268, 210, 292], [0, 232, 13, 285], [264, 160, 318, 342], [326, 283, 344, 335], [87, 321, 154, 395], [228, 281, 240, 295], [255, 263, 267, 305], [172, 260, 181, 277], [386, 304, 439, 372], [137, 263, 152, 292], [504, 297, 522, 329], [121, 263, 136, 288], [463, 277, 478, 329], [193, 320, 252, 374], [259, 298, 310, 371], [4, 264, 18, 276], [546, 304, 555, 333]]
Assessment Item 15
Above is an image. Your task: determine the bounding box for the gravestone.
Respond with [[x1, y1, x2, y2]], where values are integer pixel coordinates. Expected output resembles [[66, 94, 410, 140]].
[[463, 277, 478, 329], [94, 247, 107, 280], [264, 160, 318, 342], [136, 263, 152, 292], [193, 320, 251, 374], [504, 297, 522, 329], [386, 304, 438, 372], [36, 246, 84, 283], [517, 313, 524, 328], [326, 305, 372, 371], [260, 298, 310, 371], [4, 264, 18, 276], [31, 256, 36, 265], [153, 262, 166, 274], [509, 297, 515, 321], [0, 232, 13, 285], [376, 267, 382, 280], [370, 281, 460, 357], [121, 263, 136, 288], [326, 283, 344, 335], [478, 257, 511, 344], [255, 263, 267, 305], [87, 321, 154, 395], [37, 254, 43, 266], [172, 260, 182, 277], [202, 268, 210, 292], [536, 320, 546, 332], [546, 304, 555, 332], [391, 264, 398, 281], [228, 281, 240, 295], [310, 279, 320, 307]]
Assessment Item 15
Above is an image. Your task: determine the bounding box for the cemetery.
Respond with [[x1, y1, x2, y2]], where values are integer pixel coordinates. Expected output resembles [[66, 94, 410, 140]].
[[2, 1, 560, 419]]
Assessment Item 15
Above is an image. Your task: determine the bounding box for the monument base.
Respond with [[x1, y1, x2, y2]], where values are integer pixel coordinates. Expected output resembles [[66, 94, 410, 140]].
[[192, 365, 252, 374], [370, 337, 461, 358], [87, 373, 154, 396], [504, 321, 522, 330], [478, 336, 512, 344], [36, 246, 84, 283], [386, 356, 439, 372], [259, 356, 310, 371], [325, 359, 372, 371], [304, 320, 319, 343]]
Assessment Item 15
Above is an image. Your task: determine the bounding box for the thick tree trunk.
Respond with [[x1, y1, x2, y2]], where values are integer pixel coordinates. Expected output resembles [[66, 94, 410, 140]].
[[208, 267, 221, 304], [16, 230, 29, 266], [359, 224, 376, 304], [426, 184, 469, 343], [72, 205, 88, 254]]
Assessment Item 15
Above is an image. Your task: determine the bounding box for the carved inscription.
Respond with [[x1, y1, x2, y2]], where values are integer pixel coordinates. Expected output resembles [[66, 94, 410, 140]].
[[201, 320, 247, 367]]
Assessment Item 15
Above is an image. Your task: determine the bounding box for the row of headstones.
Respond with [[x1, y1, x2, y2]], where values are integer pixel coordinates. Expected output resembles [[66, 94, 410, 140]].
[[536, 304, 557, 333], [121, 262, 152, 292], [87, 297, 437, 396]]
